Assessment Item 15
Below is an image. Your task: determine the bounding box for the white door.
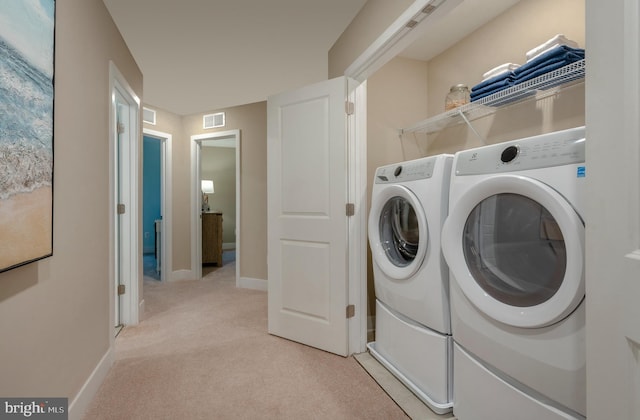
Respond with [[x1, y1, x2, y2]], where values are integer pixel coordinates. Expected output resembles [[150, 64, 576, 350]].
[[115, 95, 125, 331], [267, 77, 349, 356]]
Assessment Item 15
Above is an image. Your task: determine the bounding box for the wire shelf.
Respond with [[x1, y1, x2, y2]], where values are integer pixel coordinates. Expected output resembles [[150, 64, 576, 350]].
[[400, 59, 585, 135]]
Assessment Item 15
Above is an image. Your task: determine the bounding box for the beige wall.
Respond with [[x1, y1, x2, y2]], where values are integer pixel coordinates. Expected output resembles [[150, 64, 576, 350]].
[[146, 101, 267, 282], [329, 0, 414, 78], [201, 147, 236, 245], [146, 106, 189, 272], [0, 0, 142, 400], [184, 102, 268, 281]]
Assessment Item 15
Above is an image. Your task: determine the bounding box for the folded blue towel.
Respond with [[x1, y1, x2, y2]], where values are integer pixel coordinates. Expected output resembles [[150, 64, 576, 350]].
[[471, 72, 513, 93], [470, 45, 585, 104], [471, 77, 514, 99], [471, 88, 502, 101], [513, 45, 584, 83], [515, 60, 581, 85]]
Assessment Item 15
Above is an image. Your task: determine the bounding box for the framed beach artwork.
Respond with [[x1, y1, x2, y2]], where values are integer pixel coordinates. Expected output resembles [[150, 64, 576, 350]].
[[0, 0, 55, 272]]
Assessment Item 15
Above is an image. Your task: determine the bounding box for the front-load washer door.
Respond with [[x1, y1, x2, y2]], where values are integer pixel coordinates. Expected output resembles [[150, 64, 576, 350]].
[[369, 184, 428, 281], [442, 174, 584, 328]]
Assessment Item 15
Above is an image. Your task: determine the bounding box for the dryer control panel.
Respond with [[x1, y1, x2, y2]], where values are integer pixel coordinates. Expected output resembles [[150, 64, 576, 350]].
[[455, 126, 586, 176], [375, 157, 436, 183]]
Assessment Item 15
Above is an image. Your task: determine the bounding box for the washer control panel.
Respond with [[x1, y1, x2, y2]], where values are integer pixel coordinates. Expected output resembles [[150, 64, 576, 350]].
[[375, 157, 436, 183], [455, 126, 585, 176]]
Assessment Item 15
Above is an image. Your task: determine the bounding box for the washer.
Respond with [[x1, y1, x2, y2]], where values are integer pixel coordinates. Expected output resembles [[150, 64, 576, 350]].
[[441, 126, 586, 419], [367, 154, 453, 414]]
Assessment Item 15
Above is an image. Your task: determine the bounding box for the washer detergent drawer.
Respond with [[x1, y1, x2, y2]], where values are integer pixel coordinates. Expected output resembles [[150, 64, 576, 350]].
[[453, 343, 585, 420], [368, 300, 452, 414]]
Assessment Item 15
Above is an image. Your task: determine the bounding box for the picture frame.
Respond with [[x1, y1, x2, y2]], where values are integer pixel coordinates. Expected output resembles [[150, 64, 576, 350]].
[[0, 0, 55, 273]]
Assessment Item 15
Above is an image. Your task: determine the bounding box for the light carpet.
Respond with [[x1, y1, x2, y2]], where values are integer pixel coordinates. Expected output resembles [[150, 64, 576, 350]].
[[83, 260, 409, 419]]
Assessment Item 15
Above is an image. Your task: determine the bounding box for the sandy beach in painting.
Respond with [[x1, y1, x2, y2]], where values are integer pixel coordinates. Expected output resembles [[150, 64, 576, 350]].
[[0, 2, 55, 271], [0, 186, 52, 270]]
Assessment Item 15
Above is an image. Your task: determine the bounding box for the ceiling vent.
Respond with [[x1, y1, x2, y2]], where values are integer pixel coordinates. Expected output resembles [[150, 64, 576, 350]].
[[203, 112, 225, 129], [143, 107, 156, 125]]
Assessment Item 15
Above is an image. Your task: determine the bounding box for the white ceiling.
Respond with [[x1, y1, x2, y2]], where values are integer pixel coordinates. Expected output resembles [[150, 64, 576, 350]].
[[102, 0, 521, 116], [102, 0, 367, 116], [400, 0, 522, 61]]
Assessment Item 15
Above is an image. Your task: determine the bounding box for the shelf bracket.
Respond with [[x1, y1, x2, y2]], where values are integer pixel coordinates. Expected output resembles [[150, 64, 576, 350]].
[[457, 108, 486, 145]]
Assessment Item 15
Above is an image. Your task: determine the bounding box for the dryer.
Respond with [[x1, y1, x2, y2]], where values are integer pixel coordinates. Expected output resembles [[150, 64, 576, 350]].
[[367, 154, 453, 414], [441, 127, 586, 419]]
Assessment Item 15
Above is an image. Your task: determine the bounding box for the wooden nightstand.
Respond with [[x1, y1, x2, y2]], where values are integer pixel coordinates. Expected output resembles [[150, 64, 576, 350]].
[[202, 212, 223, 266]]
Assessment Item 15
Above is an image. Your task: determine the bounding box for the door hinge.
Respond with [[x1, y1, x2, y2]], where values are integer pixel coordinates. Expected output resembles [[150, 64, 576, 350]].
[[346, 203, 355, 216], [346, 304, 355, 318], [117, 203, 125, 214], [117, 122, 125, 134], [345, 101, 354, 116], [117, 284, 125, 295]]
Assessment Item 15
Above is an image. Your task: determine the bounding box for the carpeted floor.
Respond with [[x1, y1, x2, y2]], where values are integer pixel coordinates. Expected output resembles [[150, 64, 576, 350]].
[[83, 259, 409, 419]]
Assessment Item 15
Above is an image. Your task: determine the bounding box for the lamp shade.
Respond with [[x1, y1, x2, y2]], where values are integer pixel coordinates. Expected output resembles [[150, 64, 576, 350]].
[[201, 179, 214, 194]]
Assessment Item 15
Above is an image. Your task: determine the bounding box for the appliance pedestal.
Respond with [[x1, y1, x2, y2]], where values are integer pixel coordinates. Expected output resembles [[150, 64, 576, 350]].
[[368, 300, 452, 414]]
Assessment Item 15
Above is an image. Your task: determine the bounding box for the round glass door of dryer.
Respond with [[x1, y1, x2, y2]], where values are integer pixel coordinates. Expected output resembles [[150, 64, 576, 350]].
[[463, 193, 566, 308], [441, 175, 584, 328], [369, 184, 428, 281], [380, 197, 420, 267]]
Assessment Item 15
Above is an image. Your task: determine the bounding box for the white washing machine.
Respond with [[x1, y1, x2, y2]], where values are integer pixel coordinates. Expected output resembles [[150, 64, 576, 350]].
[[441, 126, 586, 419], [367, 154, 453, 414]]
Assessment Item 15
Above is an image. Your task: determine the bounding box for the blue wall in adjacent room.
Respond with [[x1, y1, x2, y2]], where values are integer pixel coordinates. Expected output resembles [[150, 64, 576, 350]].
[[143, 136, 161, 253]]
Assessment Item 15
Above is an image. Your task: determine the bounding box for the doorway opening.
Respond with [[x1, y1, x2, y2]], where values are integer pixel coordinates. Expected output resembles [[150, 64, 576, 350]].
[[191, 130, 241, 286], [142, 128, 173, 283]]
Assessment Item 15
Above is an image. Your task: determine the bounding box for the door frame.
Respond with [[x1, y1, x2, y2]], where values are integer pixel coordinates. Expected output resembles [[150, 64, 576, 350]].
[[143, 128, 173, 282], [190, 129, 241, 285], [585, 0, 640, 416], [348, 79, 368, 354], [109, 61, 140, 337]]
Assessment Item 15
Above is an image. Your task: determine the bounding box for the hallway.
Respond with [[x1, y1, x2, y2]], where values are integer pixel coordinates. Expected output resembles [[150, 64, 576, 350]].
[[84, 259, 408, 419]]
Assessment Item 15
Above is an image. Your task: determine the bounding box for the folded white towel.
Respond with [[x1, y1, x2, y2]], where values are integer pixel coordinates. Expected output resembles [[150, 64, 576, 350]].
[[526, 34, 579, 62], [482, 63, 520, 81]]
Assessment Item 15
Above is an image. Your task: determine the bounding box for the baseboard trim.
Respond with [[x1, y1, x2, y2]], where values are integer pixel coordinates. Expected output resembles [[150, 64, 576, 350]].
[[68, 346, 114, 420], [222, 242, 236, 251], [238, 277, 267, 291], [139, 299, 146, 320], [368, 315, 376, 343], [171, 269, 194, 281]]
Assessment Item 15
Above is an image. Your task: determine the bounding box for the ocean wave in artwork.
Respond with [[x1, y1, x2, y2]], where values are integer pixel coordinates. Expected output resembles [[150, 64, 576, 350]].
[[0, 143, 52, 199], [0, 34, 53, 200]]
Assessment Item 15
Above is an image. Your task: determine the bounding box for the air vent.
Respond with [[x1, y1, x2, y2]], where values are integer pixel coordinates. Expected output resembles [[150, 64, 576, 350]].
[[203, 112, 225, 129], [143, 107, 156, 125]]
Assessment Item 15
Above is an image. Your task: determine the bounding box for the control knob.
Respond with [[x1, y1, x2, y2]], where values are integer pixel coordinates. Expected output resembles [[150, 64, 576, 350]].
[[501, 145, 519, 163]]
